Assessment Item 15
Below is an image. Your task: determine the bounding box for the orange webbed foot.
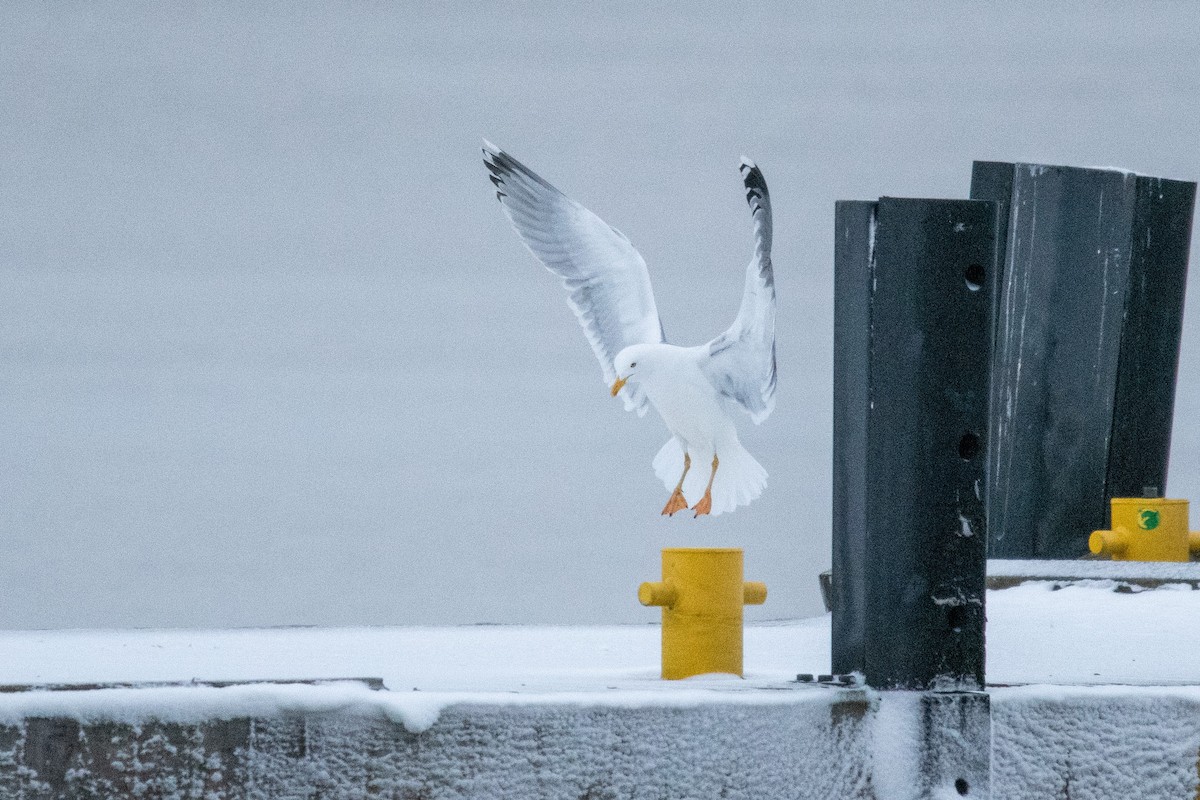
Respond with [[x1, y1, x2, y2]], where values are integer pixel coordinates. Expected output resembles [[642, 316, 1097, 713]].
[[691, 492, 712, 518], [661, 488, 689, 516]]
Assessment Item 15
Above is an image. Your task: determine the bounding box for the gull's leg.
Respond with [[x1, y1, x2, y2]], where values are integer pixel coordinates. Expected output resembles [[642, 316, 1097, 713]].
[[692, 454, 719, 517], [661, 453, 691, 516]]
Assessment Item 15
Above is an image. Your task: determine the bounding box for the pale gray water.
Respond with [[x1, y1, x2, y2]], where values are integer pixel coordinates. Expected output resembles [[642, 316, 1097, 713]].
[[2, 2, 1198, 628]]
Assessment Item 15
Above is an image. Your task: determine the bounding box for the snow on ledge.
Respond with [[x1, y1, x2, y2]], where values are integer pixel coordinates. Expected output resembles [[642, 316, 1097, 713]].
[[0, 680, 836, 734], [0, 582, 1197, 733], [989, 558, 1200, 582]]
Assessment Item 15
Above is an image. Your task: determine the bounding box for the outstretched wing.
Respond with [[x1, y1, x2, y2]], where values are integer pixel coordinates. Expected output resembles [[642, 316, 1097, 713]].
[[483, 140, 664, 416], [700, 157, 776, 424]]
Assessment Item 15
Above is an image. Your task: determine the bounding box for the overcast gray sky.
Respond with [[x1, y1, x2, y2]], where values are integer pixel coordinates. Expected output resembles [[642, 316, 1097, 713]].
[[2, 2, 1198, 629]]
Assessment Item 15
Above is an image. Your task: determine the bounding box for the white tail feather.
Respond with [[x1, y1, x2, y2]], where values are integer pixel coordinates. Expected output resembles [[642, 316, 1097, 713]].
[[652, 437, 767, 516], [652, 437, 686, 489]]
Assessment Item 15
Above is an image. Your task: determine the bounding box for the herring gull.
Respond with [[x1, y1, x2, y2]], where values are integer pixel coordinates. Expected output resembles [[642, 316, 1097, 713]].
[[483, 141, 776, 517]]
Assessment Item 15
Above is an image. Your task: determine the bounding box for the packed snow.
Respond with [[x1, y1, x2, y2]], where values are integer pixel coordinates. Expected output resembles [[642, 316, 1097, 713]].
[[989, 558, 1200, 583], [0, 582, 1197, 733]]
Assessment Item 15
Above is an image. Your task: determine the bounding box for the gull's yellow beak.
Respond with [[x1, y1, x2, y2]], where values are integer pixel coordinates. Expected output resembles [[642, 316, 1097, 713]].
[[610, 376, 628, 397]]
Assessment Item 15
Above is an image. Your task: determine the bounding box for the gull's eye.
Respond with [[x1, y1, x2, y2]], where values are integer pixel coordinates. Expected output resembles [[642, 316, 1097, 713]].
[[630, 361, 637, 368]]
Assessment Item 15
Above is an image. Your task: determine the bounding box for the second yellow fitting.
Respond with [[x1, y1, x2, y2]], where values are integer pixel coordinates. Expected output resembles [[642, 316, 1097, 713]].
[[1089, 497, 1200, 562]]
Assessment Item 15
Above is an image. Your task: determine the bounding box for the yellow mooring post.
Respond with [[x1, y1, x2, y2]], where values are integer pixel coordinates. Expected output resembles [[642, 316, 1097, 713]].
[[1089, 497, 1200, 562], [638, 548, 767, 680]]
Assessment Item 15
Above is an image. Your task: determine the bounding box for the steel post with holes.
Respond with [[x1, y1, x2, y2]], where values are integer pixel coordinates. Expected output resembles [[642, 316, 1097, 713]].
[[970, 162, 1196, 559], [832, 197, 998, 798]]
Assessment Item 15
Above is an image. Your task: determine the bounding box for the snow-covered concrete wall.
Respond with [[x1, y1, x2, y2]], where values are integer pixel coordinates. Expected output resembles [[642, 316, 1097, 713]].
[[2, 687, 1198, 799], [993, 687, 1200, 800], [1, 696, 873, 799]]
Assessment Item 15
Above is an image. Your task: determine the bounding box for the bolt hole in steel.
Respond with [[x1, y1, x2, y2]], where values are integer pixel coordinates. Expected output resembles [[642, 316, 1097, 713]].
[[958, 432, 980, 460], [963, 263, 985, 291], [955, 777, 970, 795], [947, 605, 967, 633]]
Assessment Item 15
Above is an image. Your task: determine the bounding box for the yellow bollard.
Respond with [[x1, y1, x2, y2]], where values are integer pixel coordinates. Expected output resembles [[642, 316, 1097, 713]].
[[1089, 497, 1200, 562], [638, 548, 767, 679]]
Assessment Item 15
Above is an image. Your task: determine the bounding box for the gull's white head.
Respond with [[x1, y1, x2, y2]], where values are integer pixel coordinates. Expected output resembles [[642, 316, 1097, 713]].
[[610, 343, 657, 397]]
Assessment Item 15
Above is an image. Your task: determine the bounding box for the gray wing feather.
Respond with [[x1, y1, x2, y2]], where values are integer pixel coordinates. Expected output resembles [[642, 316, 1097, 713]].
[[483, 141, 664, 416], [700, 157, 776, 424]]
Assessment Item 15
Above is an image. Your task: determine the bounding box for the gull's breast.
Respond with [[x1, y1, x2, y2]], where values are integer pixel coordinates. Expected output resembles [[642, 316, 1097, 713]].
[[641, 367, 732, 448]]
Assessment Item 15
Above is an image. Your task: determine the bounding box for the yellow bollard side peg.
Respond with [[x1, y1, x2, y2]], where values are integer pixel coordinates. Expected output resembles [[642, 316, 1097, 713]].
[[743, 582, 768, 605], [1088, 528, 1129, 559], [637, 581, 677, 607]]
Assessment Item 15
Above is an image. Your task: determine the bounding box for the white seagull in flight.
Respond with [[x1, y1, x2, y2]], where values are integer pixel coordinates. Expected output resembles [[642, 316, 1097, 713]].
[[483, 141, 776, 517]]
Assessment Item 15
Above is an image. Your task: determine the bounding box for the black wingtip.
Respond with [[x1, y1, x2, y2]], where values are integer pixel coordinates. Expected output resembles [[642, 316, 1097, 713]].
[[482, 140, 513, 203], [739, 157, 768, 197], [480, 143, 558, 195], [482, 139, 508, 174]]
